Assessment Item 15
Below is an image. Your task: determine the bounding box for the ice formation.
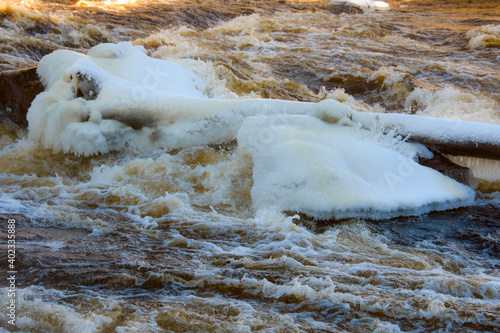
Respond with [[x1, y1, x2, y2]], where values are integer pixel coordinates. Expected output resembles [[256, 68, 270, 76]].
[[330, 0, 390, 11], [28, 42, 318, 155], [26, 42, 488, 219], [237, 115, 474, 220]]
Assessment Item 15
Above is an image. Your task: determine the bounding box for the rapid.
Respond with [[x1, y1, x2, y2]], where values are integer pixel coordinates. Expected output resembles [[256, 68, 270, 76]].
[[1, 0, 499, 332]]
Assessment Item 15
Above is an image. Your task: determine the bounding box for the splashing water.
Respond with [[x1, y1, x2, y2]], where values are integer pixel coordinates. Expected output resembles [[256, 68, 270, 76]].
[[1, 0, 500, 332]]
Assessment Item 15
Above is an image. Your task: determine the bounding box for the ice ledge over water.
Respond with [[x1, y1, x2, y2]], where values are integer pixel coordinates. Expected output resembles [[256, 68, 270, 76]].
[[330, 0, 390, 11], [237, 115, 475, 220], [26, 42, 484, 220]]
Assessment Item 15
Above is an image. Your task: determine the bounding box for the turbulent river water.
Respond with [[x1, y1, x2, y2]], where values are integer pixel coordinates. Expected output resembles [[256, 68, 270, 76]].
[[1, 0, 500, 332]]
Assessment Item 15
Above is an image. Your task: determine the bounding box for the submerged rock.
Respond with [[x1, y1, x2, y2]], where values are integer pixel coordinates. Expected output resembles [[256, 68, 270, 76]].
[[73, 72, 101, 101], [0, 67, 44, 128]]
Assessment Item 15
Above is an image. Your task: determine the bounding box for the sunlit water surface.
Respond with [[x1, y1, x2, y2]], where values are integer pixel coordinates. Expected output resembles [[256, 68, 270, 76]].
[[1, 0, 499, 332]]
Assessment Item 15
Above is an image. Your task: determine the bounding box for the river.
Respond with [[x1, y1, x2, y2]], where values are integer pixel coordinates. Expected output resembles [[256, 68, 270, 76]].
[[0, 0, 499, 332]]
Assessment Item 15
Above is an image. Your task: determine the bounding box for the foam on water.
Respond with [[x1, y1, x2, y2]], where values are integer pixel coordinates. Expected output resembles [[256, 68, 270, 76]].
[[0, 193, 26, 214], [0, 287, 111, 332], [466, 24, 500, 49], [405, 87, 500, 125]]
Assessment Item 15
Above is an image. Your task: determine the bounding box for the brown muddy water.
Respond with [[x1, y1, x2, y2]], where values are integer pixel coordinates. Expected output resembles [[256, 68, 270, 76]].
[[1, 0, 500, 332]]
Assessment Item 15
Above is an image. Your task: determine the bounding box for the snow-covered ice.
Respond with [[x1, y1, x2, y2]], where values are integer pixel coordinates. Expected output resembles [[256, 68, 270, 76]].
[[27, 42, 498, 219]]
